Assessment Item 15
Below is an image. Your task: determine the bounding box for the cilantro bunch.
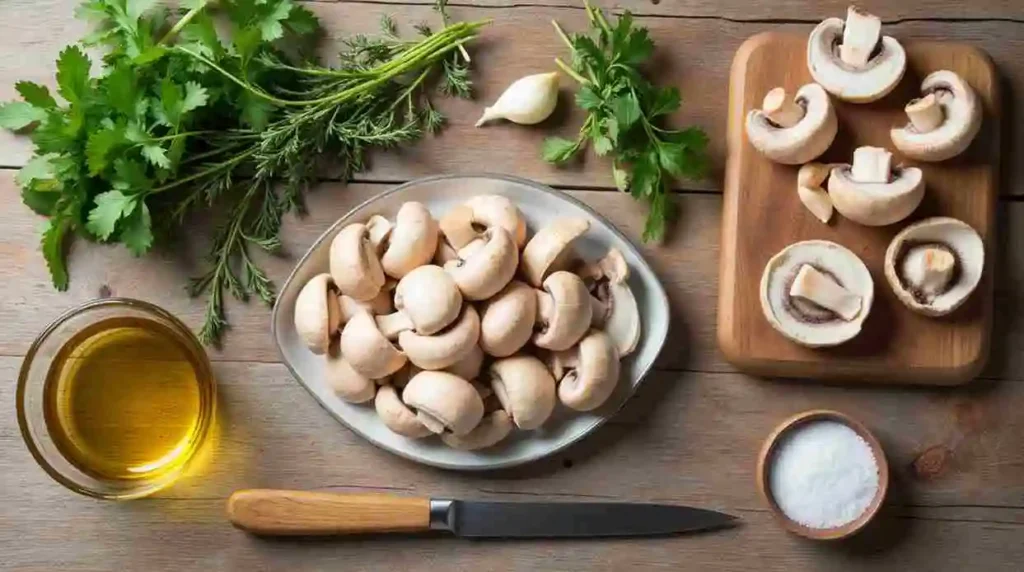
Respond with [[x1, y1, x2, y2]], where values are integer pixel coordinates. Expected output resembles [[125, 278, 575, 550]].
[[0, 0, 484, 344], [542, 1, 709, 242]]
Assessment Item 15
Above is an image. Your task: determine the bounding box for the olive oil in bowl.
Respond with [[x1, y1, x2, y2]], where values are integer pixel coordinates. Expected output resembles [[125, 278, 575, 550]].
[[18, 299, 215, 499]]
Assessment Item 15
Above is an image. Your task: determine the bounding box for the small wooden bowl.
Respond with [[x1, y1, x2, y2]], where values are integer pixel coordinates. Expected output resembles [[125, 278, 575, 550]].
[[756, 409, 889, 541]]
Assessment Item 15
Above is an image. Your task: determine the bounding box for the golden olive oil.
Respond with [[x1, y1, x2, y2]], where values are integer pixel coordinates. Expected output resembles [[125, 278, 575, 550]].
[[43, 316, 214, 482]]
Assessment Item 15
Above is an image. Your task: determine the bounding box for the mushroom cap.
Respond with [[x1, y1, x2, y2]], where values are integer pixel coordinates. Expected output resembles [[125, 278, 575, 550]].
[[374, 384, 432, 438], [891, 70, 983, 162], [534, 271, 593, 351], [828, 164, 924, 226], [402, 371, 485, 436], [521, 218, 591, 287], [394, 265, 463, 335], [884, 217, 984, 316], [444, 227, 519, 301], [329, 223, 387, 301], [745, 83, 838, 165], [760, 240, 875, 347], [555, 330, 621, 412], [444, 344, 485, 380], [381, 202, 440, 279], [464, 195, 528, 248], [324, 343, 377, 403], [807, 17, 906, 103], [399, 305, 481, 370], [442, 410, 514, 450], [340, 310, 408, 378], [294, 273, 341, 354], [488, 355, 556, 430], [480, 280, 538, 357]]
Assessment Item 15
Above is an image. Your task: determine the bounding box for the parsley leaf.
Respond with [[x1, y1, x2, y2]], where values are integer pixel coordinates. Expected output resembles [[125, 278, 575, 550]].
[[41, 218, 71, 291], [55, 46, 91, 104], [0, 102, 47, 131], [86, 190, 134, 240], [15, 81, 57, 110], [541, 136, 581, 164], [119, 201, 153, 255]]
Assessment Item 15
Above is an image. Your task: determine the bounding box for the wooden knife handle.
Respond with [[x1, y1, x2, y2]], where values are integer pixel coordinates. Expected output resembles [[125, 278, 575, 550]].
[[227, 489, 432, 536]]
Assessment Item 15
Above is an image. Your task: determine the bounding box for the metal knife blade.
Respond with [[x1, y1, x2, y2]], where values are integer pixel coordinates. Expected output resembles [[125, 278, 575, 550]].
[[431, 500, 738, 538]]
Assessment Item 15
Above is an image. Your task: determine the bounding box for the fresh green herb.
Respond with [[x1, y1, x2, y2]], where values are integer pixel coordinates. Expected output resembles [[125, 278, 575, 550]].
[[2, 0, 485, 344], [543, 0, 709, 241]]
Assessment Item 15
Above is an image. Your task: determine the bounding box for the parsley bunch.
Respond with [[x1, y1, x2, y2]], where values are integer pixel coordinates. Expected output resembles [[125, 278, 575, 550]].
[[0, 0, 484, 344], [542, 1, 709, 242]]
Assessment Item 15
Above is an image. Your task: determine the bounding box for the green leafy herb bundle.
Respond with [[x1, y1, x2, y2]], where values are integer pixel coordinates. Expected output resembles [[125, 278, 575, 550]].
[[0, 0, 485, 344], [542, 1, 709, 242]]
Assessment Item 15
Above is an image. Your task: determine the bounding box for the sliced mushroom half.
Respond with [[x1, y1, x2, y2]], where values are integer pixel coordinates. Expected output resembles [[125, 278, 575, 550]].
[[579, 249, 641, 357], [760, 240, 874, 347], [521, 218, 591, 287], [828, 146, 924, 226], [551, 330, 621, 412], [533, 271, 594, 352], [379, 202, 440, 279], [442, 410, 514, 450], [444, 227, 519, 301], [807, 7, 906, 103], [402, 371, 485, 436], [745, 84, 837, 165], [884, 217, 984, 316], [891, 71, 983, 162]]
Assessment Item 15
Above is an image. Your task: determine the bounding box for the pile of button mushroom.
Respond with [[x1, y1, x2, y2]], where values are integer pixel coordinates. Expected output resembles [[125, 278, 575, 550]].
[[746, 6, 986, 347], [293, 196, 641, 450]]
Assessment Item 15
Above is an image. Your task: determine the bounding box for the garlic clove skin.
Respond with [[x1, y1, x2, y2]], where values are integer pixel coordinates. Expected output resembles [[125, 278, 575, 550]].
[[476, 72, 560, 127]]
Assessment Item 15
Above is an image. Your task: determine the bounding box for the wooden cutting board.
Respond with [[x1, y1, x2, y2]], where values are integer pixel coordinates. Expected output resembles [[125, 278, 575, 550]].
[[718, 33, 1000, 384]]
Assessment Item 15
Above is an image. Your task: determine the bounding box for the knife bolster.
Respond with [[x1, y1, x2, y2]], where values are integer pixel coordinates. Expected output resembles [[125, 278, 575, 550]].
[[429, 499, 455, 531]]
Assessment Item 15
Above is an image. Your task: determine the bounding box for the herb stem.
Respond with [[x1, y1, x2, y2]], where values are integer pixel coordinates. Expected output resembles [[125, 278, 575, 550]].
[[160, 0, 212, 45], [554, 58, 589, 85]]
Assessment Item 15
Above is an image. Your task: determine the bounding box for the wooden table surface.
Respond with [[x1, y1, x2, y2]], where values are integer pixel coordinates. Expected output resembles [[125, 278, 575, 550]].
[[2, 1, 1023, 570]]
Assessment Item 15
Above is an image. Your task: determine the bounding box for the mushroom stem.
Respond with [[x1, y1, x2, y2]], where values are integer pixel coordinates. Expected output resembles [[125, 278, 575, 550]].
[[906, 93, 944, 133], [375, 311, 416, 340], [839, 6, 881, 68], [762, 87, 805, 128], [850, 146, 893, 184]]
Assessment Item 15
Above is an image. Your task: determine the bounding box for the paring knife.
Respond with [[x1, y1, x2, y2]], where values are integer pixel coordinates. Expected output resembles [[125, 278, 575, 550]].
[[227, 490, 738, 538]]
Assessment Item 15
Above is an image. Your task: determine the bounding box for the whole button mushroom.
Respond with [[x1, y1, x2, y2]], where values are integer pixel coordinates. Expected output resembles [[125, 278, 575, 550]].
[[479, 281, 538, 357], [488, 355, 556, 430], [444, 227, 519, 301], [807, 7, 906, 103], [534, 271, 594, 352], [521, 218, 591, 288], [380, 202, 440, 279], [329, 222, 387, 301], [324, 342, 377, 403], [398, 306, 481, 370], [442, 410, 514, 450], [340, 310, 408, 379], [550, 330, 621, 411], [374, 384, 432, 438], [890, 71, 983, 162], [828, 146, 924, 226], [294, 273, 343, 354], [402, 371, 485, 436], [744, 84, 837, 165], [375, 265, 463, 337], [444, 344, 485, 381]]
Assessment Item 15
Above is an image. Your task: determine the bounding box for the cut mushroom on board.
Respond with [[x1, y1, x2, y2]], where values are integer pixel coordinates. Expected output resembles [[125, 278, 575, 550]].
[[324, 341, 377, 403], [797, 163, 834, 224], [340, 310, 409, 379], [550, 330, 621, 412], [760, 240, 874, 347], [578, 249, 641, 357], [402, 371, 485, 436], [442, 410, 514, 450], [488, 355, 557, 430], [398, 306, 481, 370], [745, 84, 838, 165], [521, 218, 591, 287], [375, 384, 432, 438], [891, 70, 983, 162], [807, 7, 906, 103], [444, 227, 519, 301], [329, 222, 387, 302], [375, 265, 463, 338], [828, 146, 925, 226], [379, 202, 440, 279], [884, 217, 985, 317]]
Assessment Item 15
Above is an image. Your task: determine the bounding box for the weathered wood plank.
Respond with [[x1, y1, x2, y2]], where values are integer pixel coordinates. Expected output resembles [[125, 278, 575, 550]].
[[2, 172, 1023, 381], [3, 358, 1023, 570], [1, 2, 1022, 194]]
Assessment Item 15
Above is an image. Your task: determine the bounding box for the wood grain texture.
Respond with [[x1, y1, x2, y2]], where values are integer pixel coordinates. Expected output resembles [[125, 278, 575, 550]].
[[2, 2, 1024, 195], [226, 490, 431, 535], [719, 35, 998, 383]]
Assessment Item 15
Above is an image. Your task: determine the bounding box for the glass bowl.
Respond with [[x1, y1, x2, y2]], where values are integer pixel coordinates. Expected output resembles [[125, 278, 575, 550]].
[[17, 298, 216, 500]]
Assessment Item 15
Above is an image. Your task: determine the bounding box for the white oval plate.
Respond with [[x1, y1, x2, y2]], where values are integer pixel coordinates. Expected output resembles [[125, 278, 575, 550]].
[[272, 174, 670, 470]]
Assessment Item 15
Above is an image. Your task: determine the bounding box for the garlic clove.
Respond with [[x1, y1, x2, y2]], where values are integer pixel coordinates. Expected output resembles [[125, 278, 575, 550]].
[[475, 72, 560, 127]]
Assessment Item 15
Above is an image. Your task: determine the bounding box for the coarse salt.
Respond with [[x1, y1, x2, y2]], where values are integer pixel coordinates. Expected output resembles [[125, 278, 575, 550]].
[[768, 420, 880, 529]]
